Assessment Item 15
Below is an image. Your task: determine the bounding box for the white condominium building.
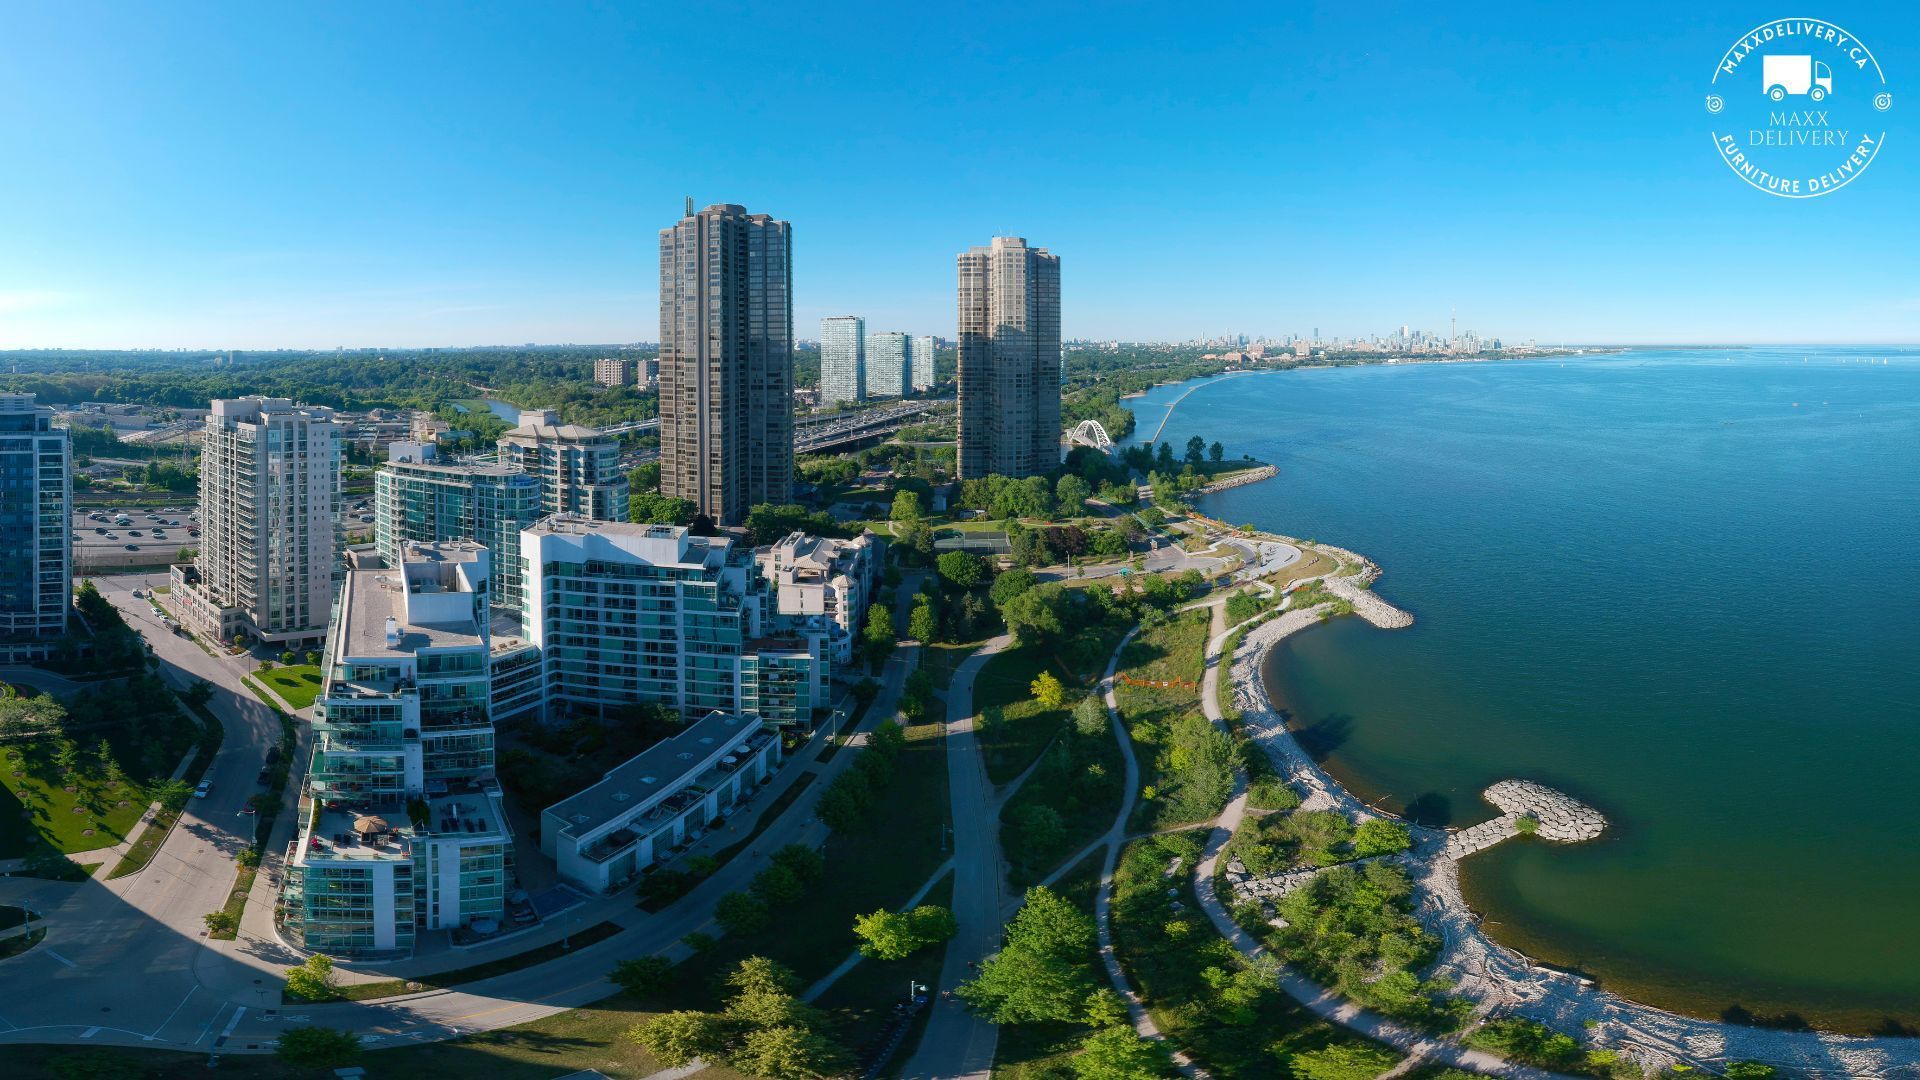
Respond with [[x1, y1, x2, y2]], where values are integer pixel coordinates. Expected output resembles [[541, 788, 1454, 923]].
[[866, 331, 910, 398], [820, 316, 865, 405], [280, 541, 511, 956], [177, 397, 340, 645], [523, 517, 827, 726], [911, 335, 936, 392], [542, 709, 781, 894], [497, 410, 629, 523], [755, 531, 877, 665]]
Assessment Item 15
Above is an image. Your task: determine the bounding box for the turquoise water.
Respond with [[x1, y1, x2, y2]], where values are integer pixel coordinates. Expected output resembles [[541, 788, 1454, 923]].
[[1124, 348, 1920, 1031]]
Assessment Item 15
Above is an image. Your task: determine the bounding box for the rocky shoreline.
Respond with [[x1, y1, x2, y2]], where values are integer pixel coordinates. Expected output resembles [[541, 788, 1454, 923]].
[[1224, 545, 1920, 1079]]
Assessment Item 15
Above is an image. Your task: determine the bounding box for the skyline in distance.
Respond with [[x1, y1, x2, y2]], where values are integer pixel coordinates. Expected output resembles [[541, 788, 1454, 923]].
[[1, 3, 1917, 350]]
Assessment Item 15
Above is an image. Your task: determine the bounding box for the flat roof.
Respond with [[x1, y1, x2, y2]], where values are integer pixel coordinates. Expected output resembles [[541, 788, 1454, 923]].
[[545, 711, 761, 838], [338, 567, 484, 658]]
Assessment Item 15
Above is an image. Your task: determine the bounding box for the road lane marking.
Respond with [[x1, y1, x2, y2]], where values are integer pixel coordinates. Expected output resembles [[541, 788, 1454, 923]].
[[43, 950, 76, 969], [147, 984, 198, 1040], [80, 1026, 100, 1038]]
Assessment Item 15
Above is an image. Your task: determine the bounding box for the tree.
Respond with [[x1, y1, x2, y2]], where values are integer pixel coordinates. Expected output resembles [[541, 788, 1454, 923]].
[[1001, 583, 1070, 646], [52, 738, 80, 779], [1029, 670, 1069, 709], [1154, 442, 1175, 471], [890, 489, 922, 523], [733, 1024, 852, 1080], [275, 1026, 361, 1069], [936, 551, 986, 589], [203, 910, 237, 934], [631, 492, 698, 526], [284, 954, 341, 1002], [908, 595, 939, 644], [1208, 440, 1224, 463], [868, 718, 908, 756], [1185, 435, 1206, 464], [1072, 695, 1108, 736], [853, 903, 957, 960], [861, 603, 896, 668], [1010, 803, 1066, 855], [630, 1010, 726, 1067], [750, 863, 806, 906], [611, 955, 675, 997], [771, 843, 826, 885], [1352, 819, 1412, 858], [280, 650, 296, 665], [987, 567, 1035, 606], [304, 649, 320, 665], [715, 890, 771, 934], [1055, 473, 1091, 513], [1071, 1026, 1175, 1080]]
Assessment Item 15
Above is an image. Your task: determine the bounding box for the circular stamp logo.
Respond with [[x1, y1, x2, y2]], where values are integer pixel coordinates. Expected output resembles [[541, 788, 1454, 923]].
[[1709, 18, 1891, 198]]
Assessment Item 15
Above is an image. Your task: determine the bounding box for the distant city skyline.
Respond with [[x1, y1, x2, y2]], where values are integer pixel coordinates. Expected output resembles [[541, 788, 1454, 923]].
[[1, 5, 1917, 349]]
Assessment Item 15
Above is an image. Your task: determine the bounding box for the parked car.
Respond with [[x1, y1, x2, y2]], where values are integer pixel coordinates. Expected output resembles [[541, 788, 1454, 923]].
[[193, 779, 212, 799], [506, 889, 537, 925]]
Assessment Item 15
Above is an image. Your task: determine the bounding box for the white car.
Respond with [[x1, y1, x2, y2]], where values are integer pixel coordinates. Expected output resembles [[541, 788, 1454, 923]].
[[193, 780, 212, 799]]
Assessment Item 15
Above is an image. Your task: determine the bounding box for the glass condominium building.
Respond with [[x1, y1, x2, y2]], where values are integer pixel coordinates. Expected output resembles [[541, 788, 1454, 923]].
[[865, 331, 910, 398], [0, 395, 70, 641], [820, 316, 866, 405], [374, 442, 543, 618], [280, 542, 511, 956], [523, 517, 827, 724]]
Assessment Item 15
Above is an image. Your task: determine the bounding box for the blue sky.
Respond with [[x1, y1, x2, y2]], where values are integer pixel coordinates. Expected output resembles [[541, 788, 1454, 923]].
[[0, 2, 1915, 348]]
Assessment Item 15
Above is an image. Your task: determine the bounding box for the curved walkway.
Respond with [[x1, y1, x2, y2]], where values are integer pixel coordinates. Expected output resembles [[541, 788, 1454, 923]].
[[897, 633, 1016, 1080]]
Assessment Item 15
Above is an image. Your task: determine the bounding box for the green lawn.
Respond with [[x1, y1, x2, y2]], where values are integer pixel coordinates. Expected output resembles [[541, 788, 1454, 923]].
[[256, 664, 323, 709], [922, 640, 985, 691], [0, 688, 203, 859], [1112, 609, 1230, 830], [971, 644, 1076, 785], [998, 725, 1123, 887]]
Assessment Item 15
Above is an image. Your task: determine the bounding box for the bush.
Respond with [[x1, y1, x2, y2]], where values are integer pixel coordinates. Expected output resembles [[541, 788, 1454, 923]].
[[275, 1026, 361, 1068], [1464, 1017, 1585, 1069], [770, 843, 826, 885], [1288, 1041, 1400, 1080], [1246, 777, 1300, 812], [750, 863, 806, 906], [1352, 818, 1412, 858], [283, 954, 341, 1002]]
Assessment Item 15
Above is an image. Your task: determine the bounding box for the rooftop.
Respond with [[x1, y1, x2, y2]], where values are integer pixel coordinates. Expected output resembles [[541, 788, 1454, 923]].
[[336, 544, 489, 659], [298, 789, 506, 865], [545, 711, 762, 840], [501, 409, 613, 442]]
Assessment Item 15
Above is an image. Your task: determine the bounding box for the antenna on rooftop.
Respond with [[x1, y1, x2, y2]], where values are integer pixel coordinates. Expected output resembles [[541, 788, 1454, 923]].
[[685, 196, 694, 216]]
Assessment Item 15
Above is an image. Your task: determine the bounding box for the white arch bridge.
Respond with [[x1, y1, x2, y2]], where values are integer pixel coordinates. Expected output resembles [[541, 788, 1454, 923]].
[[1064, 418, 1115, 453]]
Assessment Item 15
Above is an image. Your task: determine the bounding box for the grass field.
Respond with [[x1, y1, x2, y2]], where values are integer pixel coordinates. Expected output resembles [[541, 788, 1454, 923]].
[[970, 644, 1075, 785], [255, 664, 323, 710]]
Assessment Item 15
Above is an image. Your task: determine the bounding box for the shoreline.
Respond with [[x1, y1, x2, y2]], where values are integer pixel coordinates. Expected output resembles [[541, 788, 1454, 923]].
[[1221, 542, 1920, 1078]]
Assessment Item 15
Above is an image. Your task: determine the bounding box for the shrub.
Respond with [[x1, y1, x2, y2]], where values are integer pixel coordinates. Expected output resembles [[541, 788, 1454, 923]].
[[1352, 818, 1412, 858], [770, 843, 826, 885], [1246, 776, 1300, 811], [283, 954, 341, 1002], [610, 955, 675, 997], [275, 1026, 360, 1068]]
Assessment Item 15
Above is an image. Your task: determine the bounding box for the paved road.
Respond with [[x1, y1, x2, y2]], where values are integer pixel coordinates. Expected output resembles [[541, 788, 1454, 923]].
[[0, 570, 936, 1059], [897, 633, 1014, 1080]]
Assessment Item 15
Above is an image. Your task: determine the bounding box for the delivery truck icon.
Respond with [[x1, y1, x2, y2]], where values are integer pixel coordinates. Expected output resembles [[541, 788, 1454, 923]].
[[1763, 55, 1833, 102]]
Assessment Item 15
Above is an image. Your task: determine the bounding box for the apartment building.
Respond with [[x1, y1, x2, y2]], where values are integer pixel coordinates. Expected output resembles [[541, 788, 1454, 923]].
[[497, 410, 629, 522], [0, 395, 71, 647], [865, 331, 911, 398], [658, 202, 794, 526], [755, 531, 877, 666], [819, 316, 865, 405], [523, 517, 827, 726], [957, 236, 1062, 480], [175, 397, 340, 645], [593, 357, 638, 388], [373, 442, 543, 618], [911, 335, 936, 393], [279, 542, 512, 956], [542, 710, 780, 894]]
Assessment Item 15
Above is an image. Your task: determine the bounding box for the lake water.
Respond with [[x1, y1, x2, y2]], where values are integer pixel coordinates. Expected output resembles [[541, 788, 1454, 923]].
[[1123, 348, 1920, 1031]]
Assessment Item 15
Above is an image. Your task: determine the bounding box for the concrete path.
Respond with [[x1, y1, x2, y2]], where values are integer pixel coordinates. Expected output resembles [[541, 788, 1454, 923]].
[[896, 633, 1014, 1080]]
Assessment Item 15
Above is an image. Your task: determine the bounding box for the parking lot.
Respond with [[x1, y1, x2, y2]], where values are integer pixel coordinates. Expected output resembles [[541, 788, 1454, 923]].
[[73, 504, 198, 570]]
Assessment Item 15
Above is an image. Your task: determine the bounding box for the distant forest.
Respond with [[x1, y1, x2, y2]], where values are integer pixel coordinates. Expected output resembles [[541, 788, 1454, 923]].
[[0, 346, 660, 428]]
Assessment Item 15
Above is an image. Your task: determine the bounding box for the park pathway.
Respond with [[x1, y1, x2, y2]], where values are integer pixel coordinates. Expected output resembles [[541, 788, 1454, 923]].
[[896, 633, 1014, 1080]]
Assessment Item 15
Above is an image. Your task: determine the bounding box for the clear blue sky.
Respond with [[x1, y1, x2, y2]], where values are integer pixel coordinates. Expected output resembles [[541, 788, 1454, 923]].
[[1, 2, 1915, 348]]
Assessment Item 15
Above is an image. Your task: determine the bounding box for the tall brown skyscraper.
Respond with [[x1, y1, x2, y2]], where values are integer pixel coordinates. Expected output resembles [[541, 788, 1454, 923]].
[[957, 236, 1061, 480], [659, 201, 794, 525]]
